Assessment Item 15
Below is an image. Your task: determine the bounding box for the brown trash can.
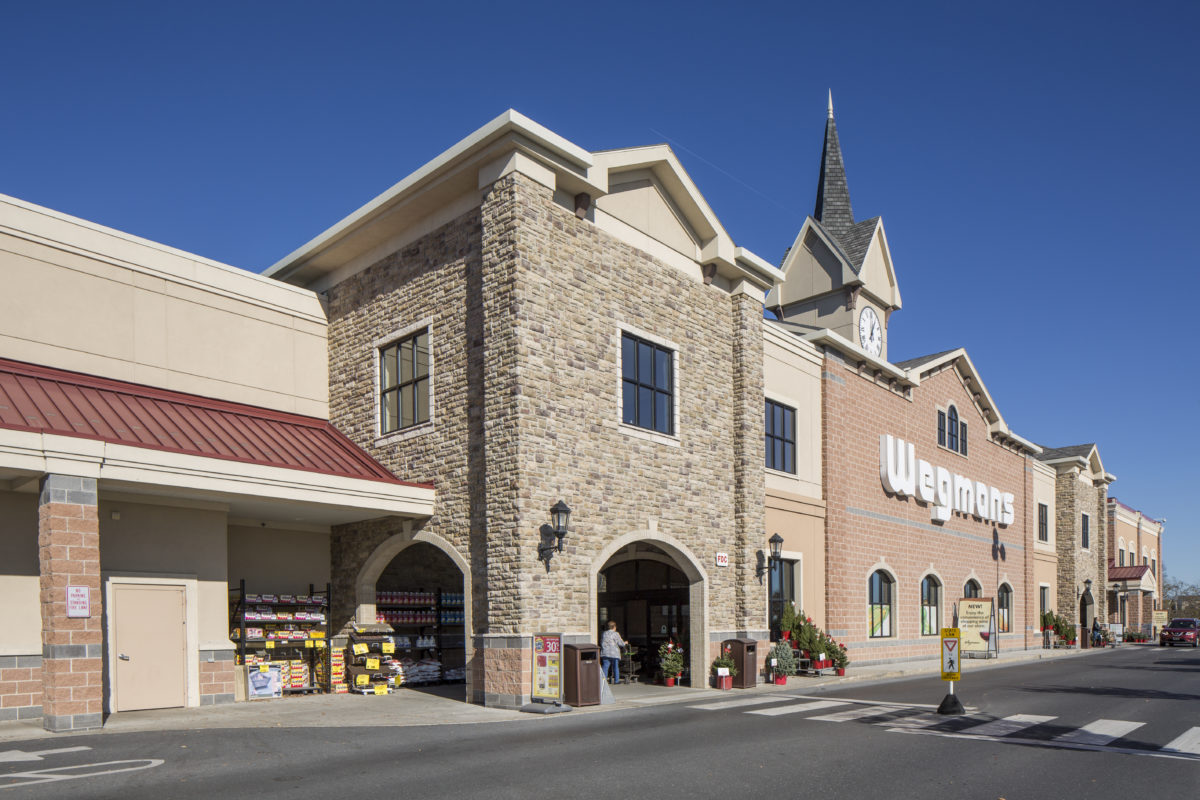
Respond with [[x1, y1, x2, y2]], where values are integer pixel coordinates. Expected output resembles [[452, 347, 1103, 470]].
[[563, 643, 602, 706], [723, 638, 758, 689]]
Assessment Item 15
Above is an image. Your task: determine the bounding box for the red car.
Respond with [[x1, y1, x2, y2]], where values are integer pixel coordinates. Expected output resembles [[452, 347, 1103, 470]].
[[1159, 618, 1200, 647]]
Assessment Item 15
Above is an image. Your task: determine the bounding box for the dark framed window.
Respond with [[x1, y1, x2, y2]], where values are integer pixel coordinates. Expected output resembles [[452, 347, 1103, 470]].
[[1119, 548, 1125, 566], [1152, 556, 1156, 574], [1037, 503, 1049, 542], [963, 579, 981, 599], [768, 558, 798, 634], [937, 410, 946, 446], [941, 405, 967, 455], [380, 329, 430, 434], [1039, 586, 1050, 617], [998, 584, 1012, 633], [920, 576, 941, 636], [765, 400, 796, 473], [868, 570, 894, 638], [947, 406, 959, 452], [1082, 513, 1090, 549], [1143, 554, 1148, 566], [960, 421, 968, 455], [621, 333, 674, 435]]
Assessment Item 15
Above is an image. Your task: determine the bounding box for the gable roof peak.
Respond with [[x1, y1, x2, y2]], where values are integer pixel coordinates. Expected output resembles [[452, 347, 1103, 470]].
[[813, 94, 855, 237]]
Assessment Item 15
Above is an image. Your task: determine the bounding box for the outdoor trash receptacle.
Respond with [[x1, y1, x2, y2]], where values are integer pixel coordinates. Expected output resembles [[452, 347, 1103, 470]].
[[723, 638, 757, 689], [563, 643, 601, 706]]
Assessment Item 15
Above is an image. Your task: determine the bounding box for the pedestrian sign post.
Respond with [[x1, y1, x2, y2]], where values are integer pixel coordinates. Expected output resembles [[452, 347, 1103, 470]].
[[937, 627, 964, 715], [941, 627, 960, 681]]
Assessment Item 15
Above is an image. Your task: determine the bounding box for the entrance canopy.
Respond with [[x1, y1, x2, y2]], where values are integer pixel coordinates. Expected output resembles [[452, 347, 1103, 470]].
[[1108, 564, 1157, 596], [0, 357, 433, 525]]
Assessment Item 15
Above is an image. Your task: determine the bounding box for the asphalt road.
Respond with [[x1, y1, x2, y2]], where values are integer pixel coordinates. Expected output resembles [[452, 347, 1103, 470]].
[[3, 645, 1198, 798]]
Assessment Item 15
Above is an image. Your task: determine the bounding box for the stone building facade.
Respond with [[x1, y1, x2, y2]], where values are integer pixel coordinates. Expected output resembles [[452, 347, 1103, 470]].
[[268, 111, 780, 706], [1106, 498, 1163, 634], [1036, 444, 1113, 641]]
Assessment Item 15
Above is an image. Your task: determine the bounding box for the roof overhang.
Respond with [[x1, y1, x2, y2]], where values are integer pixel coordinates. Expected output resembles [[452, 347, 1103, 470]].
[[0, 429, 433, 527], [1108, 573, 1158, 595]]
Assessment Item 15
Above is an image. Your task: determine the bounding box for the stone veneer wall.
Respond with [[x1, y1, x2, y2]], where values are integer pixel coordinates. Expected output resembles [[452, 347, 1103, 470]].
[[1054, 471, 1108, 629], [324, 171, 765, 705], [198, 651, 235, 705], [822, 355, 1033, 665]]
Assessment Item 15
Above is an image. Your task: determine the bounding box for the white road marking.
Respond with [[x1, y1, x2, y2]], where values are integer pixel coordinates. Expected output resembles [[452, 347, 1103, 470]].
[[962, 714, 1056, 737], [881, 712, 954, 729], [1162, 727, 1200, 755], [0, 759, 164, 789], [689, 694, 802, 711], [808, 704, 904, 722], [0, 747, 91, 764], [1053, 719, 1144, 746], [748, 699, 849, 717], [893, 727, 1200, 762], [779, 694, 951, 710]]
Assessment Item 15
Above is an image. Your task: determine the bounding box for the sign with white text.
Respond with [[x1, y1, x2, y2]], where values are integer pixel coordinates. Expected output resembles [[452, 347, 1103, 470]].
[[531, 633, 562, 702]]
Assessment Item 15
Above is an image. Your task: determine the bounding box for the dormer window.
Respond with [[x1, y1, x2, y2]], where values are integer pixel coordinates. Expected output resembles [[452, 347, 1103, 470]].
[[939, 405, 967, 456]]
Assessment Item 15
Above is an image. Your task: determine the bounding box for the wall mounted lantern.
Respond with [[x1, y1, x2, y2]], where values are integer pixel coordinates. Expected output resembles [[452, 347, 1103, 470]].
[[538, 500, 571, 568]]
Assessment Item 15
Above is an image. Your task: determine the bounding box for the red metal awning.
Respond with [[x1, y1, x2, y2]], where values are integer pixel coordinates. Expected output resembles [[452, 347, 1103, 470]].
[[0, 357, 424, 487]]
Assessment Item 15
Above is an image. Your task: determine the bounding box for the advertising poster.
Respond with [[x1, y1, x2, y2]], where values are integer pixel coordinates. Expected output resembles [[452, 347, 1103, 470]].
[[247, 664, 283, 699], [958, 598, 997, 656], [531, 633, 562, 701]]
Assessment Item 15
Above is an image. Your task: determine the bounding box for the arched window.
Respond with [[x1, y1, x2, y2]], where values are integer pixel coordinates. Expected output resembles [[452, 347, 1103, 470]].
[[947, 406, 959, 452], [868, 570, 894, 638], [920, 576, 941, 635], [1118, 541, 1125, 566], [998, 584, 1013, 633], [964, 579, 981, 598]]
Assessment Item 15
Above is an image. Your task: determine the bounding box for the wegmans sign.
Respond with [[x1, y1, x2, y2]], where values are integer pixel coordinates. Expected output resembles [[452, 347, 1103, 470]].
[[880, 435, 1014, 526]]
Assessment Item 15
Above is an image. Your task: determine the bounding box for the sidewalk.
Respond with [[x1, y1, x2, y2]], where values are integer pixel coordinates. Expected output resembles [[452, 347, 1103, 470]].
[[0, 643, 1120, 743]]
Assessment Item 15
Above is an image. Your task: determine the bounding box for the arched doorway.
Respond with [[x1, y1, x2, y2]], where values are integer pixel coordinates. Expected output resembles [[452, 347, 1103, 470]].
[[355, 532, 470, 693], [1079, 589, 1095, 649], [594, 538, 706, 686]]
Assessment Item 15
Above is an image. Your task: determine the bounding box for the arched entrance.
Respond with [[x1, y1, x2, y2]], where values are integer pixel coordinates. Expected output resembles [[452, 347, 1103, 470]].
[[592, 536, 707, 686], [1079, 589, 1095, 649], [355, 532, 470, 693]]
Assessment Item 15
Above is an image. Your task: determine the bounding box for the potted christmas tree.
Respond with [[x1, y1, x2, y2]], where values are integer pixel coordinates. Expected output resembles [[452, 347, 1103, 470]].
[[711, 645, 737, 690]]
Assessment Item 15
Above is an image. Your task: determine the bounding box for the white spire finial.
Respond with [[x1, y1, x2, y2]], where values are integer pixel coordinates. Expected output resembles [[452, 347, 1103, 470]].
[[827, 89, 834, 119]]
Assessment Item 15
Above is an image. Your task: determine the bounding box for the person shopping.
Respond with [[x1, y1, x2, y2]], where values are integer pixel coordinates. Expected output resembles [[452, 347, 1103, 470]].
[[600, 620, 627, 684]]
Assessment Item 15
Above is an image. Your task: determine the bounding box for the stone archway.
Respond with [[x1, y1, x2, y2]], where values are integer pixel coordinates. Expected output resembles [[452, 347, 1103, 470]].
[[354, 529, 473, 686], [1079, 589, 1095, 648], [590, 532, 708, 684]]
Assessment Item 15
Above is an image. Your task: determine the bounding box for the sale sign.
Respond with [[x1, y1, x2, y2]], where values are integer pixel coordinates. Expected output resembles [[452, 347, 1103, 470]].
[[531, 633, 562, 701]]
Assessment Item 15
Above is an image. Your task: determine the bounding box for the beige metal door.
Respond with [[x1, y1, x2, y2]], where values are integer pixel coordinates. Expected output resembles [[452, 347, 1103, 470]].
[[112, 583, 187, 711]]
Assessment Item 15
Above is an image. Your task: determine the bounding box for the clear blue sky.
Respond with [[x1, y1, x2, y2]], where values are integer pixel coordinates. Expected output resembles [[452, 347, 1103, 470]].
[[3, 2, 1197, 580]]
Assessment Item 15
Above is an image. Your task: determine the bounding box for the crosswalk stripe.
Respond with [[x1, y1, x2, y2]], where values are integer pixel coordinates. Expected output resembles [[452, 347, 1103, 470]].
[[689, 695, 802, 711], [747, 699, 849, 717], [1053, 719, 1144, 746], [1161, 727, 1200, 755], [807, 704, 904, 722], [881, 711, 954, 730], [962, 714, 1056, 737]]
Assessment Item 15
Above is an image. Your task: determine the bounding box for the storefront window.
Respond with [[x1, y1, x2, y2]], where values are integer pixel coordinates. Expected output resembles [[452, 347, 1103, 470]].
[[1040, 586, 1050, 617], [769, 558, 797, 634], [920, 576, 940, 635], [869, 570, 893, 638]]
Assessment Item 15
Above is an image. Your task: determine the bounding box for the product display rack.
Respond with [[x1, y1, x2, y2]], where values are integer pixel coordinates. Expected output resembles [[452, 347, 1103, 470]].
[[229, 579, 333, 694], [375, 587, 466, 684]]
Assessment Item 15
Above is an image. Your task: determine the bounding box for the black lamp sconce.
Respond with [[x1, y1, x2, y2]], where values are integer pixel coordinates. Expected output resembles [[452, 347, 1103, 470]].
[[757, 533, 784, 581], [537, 500, 571, 569]]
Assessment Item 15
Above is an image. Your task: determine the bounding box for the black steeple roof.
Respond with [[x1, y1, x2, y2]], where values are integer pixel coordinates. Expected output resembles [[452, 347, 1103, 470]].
[[813, 92, 855, 238]]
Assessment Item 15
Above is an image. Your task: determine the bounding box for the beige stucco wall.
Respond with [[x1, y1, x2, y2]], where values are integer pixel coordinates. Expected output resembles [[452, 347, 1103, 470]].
[[227, 525, 331, 595], [0, 193, 329, 415], [98, 499, 229, 650], [763, 324, 822, 498], [0, 491, 40, 655], [766, 489, 826, 628], [598, 174, 698, 259]]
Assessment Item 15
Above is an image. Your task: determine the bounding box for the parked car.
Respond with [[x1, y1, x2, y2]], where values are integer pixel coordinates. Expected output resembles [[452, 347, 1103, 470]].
[[1159, 618, 1200, 647]]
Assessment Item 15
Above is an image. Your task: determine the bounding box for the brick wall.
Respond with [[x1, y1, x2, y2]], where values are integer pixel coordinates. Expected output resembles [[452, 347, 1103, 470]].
[[0, 655, 42, 722], [199, 651, 235, 705], [823, 356, 1033, 665]]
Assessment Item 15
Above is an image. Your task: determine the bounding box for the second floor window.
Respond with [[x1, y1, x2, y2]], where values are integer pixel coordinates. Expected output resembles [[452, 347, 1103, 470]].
[[1082, 513, 1090, 549], [1038, 503, 1049, 542], [380, 329, 430, 434], [765, 400, 796, 473], [940, 405, 967, 455], [621, 333, 674, 435]]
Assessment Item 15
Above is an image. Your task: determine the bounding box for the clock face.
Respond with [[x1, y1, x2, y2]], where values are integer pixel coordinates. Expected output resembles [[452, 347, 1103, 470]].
[[859, 307, 883, 356]]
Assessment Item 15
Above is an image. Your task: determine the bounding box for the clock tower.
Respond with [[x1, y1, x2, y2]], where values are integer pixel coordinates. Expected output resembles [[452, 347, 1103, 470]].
[[766, 93, 901, 361]]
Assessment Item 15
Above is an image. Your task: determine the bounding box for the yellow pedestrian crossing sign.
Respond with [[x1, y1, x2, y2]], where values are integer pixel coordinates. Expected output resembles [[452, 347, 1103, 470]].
[[941, 627, 961, 681]]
